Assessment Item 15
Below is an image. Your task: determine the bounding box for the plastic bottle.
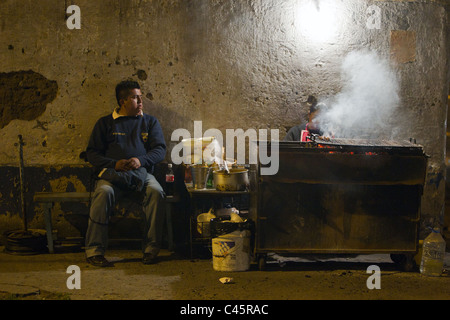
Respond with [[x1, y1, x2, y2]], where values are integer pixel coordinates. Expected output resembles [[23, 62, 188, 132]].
[[420, 228, 446, 277], [165, 164, 175, 197]]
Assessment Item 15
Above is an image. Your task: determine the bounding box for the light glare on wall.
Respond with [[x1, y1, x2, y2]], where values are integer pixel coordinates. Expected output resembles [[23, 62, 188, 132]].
[[295, 0, 339, 43]]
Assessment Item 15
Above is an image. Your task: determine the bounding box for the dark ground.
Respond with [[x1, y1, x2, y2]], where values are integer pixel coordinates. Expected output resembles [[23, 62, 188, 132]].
[[0, 244, 449, 301]]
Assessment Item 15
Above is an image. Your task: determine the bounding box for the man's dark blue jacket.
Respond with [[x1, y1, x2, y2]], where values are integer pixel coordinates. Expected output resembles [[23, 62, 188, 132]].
[[86, 111, 166, 174]]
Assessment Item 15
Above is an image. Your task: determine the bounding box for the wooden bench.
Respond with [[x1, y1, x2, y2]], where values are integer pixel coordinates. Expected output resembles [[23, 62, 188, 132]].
[[33, 192, 179, 253]]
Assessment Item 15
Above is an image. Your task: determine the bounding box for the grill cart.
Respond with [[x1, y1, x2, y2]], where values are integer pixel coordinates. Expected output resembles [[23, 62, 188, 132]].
[[253, 139, 428, 271]]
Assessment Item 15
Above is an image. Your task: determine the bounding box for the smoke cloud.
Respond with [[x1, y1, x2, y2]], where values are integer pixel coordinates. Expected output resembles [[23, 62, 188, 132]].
[[316, 49, 400, 139]]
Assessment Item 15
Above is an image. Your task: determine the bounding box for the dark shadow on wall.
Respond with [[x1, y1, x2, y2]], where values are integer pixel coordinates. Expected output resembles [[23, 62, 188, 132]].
[[0, 70, 58, 129]]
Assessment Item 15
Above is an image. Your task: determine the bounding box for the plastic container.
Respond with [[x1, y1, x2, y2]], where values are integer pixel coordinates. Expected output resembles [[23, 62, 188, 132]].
[[196, 209, 216, 237], [212, 230, 251, 272], [420, 228, 446, 277]]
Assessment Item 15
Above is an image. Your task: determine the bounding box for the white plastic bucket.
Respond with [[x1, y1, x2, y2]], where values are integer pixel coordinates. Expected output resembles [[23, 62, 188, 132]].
[[212, 230, 251, 272]]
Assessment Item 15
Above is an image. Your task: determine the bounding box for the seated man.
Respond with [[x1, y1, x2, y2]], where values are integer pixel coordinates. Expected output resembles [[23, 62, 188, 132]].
[[85, 80, 166, 267], [284, 100, 326, 142]]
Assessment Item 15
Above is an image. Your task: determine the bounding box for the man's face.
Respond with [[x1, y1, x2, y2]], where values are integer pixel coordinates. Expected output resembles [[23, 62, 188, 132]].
[[308, 110, 320, 130], [120, 88, 143, 117], [309, 110, 319, 123]]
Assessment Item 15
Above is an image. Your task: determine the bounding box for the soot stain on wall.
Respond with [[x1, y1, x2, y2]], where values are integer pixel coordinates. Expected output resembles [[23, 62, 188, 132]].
[[0, 70, 58, 129]]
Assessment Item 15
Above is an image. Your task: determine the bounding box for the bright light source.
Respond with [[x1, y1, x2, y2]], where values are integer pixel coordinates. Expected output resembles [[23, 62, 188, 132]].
[[295, 0, 339, 43]]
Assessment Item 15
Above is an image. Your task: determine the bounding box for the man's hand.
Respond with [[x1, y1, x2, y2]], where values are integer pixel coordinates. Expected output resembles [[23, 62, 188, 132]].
[[115, 158, 141, 171], [115, 159, 131, 172], [127, 157, 141, 170]]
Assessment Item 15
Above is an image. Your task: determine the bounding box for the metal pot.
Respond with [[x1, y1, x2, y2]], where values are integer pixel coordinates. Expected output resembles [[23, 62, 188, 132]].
[[191, 165, 209, 189], [213, 168, 249, 191]]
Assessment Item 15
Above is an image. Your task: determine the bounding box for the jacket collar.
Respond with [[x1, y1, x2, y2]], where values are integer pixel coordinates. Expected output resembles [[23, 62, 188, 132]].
[[112, 108, 143, 119]]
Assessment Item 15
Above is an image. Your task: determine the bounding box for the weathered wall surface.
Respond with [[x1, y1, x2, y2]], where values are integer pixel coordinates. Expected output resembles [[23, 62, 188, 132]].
[[0, 0, 448, 239]]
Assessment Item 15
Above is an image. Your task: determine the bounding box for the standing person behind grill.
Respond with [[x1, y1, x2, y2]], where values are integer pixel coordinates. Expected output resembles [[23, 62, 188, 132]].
[[85, 80, 166, 267], [284, 97, 326, 142]]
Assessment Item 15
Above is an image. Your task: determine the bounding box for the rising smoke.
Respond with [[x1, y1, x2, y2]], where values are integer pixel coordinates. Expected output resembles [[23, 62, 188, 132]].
[[316, 49, 400, 139]]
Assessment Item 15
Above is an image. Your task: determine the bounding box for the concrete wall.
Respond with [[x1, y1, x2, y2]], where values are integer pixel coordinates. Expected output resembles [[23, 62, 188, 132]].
[[0, 0, 448, 239]]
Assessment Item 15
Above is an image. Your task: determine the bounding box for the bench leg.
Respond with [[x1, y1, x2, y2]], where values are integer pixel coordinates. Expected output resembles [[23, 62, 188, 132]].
[[43, 203, 54, 253]]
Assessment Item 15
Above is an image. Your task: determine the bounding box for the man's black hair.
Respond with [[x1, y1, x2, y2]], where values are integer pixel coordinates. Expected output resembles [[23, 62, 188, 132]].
[[307, 95, 320, 113], [115, 80, 141, 106]]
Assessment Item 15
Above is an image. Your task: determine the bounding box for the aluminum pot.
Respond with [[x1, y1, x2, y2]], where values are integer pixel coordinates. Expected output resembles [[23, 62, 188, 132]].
[[213, 168, 249, 191]]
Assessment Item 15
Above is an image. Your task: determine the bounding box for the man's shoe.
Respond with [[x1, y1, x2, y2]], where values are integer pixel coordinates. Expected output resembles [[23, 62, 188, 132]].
[[142, 253, 157, 265], [86, 255, 114, 267]]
